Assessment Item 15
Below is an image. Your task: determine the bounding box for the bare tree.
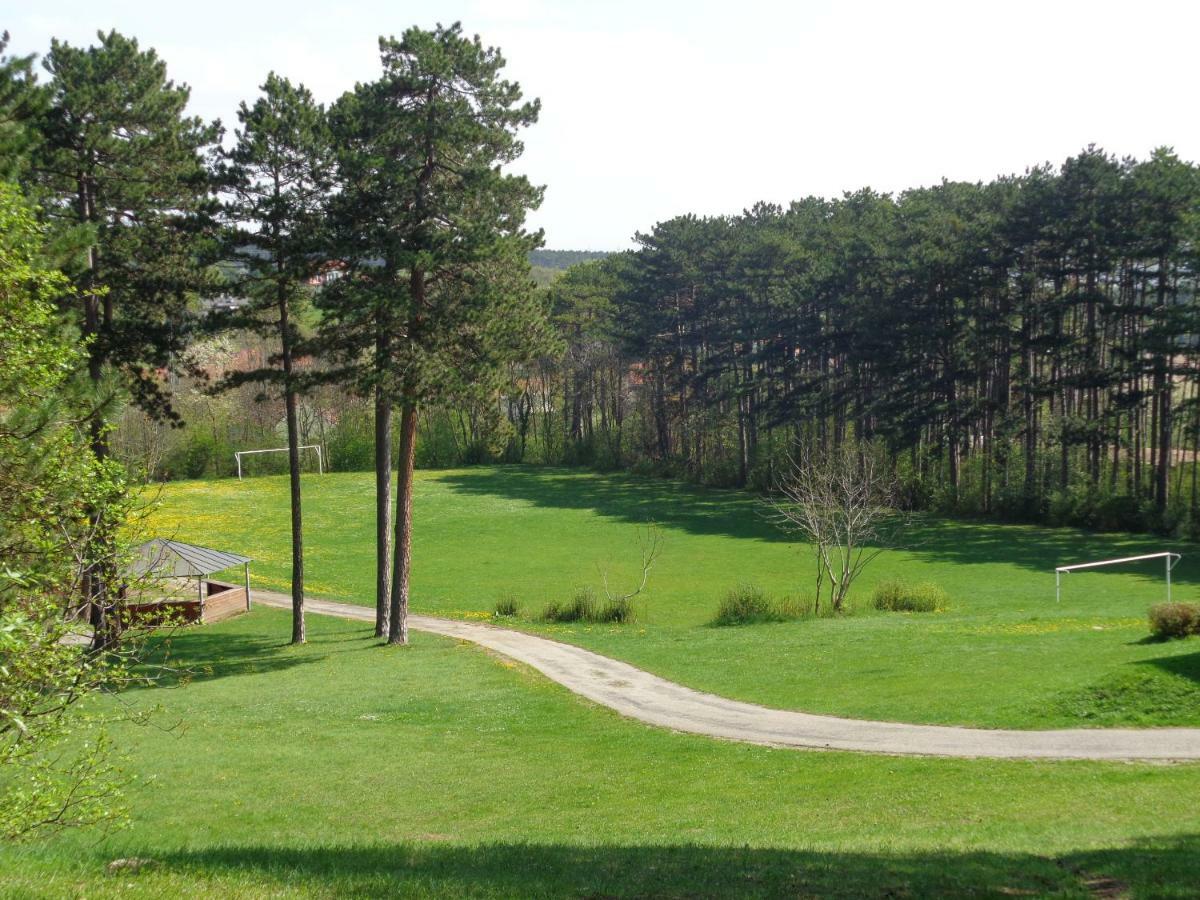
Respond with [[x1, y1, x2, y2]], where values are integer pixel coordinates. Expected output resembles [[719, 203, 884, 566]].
[[770, 444, 901, 613], [597, 523, 664, 613]]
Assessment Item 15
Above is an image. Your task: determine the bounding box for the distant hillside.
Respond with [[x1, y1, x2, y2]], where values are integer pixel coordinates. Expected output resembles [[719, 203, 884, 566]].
[[529, 249, 611, 270]]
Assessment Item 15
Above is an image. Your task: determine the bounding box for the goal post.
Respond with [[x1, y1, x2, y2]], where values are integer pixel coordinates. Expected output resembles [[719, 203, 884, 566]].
[[1054, 552, 1181, 604], [234, 445, 324, 480]]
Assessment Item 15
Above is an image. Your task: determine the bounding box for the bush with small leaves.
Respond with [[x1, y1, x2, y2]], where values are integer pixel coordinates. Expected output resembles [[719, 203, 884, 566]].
[[1149, 602, 1200, 639]]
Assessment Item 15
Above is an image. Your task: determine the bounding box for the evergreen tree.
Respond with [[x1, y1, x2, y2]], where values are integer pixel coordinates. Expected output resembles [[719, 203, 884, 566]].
[[31, 30, 219, 646], [320, 24, 546, 644], [0, 31, 44, 180], [214, 73, 333, 645]]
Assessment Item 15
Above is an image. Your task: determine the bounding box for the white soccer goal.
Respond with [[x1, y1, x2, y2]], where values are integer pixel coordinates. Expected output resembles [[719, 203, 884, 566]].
[[234, 445, 324, 480], [1055, 552, 1181, 603]]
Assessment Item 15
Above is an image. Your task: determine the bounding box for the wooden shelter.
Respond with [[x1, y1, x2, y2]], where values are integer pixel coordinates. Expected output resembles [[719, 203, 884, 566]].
[[128, 539, 253, 625]]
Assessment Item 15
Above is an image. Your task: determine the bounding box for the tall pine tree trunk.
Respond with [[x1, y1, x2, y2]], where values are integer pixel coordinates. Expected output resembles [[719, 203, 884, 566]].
[[1154, 261, 1172, 515], [374, 383, 392, 637], [387, 402, 418, 645], [80, 176, 117, 652], [279, 289, 305, 645]]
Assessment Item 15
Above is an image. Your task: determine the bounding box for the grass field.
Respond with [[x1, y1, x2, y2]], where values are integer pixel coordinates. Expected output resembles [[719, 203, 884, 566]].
[[145, 466, 1200, 729], [3, 608, 1200, 897]]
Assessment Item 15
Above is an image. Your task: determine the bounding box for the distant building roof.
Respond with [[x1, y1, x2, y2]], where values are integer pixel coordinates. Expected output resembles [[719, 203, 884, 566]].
[[132, 539, 252, 579]]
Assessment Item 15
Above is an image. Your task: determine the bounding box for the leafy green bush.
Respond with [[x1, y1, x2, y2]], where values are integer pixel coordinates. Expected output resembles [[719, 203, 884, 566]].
[[493, 595, 521, 618], [324, 407, 374, 473], [1149, 602, 1200, 639], [872, 580, 947, 613]]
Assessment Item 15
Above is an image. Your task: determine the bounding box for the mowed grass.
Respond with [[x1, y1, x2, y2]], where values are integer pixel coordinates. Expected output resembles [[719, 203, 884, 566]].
[[3, 608, 1200, 898], [146, 466, 1200, 728]]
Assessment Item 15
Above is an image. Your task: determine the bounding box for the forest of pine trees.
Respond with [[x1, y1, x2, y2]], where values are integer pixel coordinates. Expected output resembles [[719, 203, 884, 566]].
[[512, 147, 1200, 534]]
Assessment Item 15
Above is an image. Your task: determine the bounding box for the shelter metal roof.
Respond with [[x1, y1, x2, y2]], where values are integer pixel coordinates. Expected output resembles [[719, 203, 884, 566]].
[[132, 538, 252, 579]]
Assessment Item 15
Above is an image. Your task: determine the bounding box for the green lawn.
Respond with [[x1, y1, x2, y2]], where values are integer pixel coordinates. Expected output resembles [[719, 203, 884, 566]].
[[144, 466, 1200, 729], [3, 608, 1200, 897]]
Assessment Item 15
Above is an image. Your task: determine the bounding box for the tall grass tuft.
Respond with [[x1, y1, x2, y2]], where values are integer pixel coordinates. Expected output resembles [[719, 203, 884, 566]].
[[597, 597, 635, 623], [872, 580, 947, 613], [709, 585, 837, 626], [541, 588, 597, 623], [711, 584, 777, 625], [540, 588, 637, 624], [493, 595, 522, 618]]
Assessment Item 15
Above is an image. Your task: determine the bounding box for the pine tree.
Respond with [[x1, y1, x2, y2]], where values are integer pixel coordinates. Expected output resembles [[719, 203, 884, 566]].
[[0, 31, 44, 180], [214, 73, 333, 645], [320, 23, 546, 644], [32, 30, 219, 647]]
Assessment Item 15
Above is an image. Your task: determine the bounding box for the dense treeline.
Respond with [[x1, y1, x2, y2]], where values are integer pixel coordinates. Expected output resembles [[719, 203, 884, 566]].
[[506, 148, 1200, 533]]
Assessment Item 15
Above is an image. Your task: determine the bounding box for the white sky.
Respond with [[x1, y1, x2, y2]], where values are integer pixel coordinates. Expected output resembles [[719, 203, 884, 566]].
[[8, 0, 1199, 249]]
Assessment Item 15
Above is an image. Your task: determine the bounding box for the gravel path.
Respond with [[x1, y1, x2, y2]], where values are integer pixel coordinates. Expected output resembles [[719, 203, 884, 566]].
[[253, 591, 1200, 761]]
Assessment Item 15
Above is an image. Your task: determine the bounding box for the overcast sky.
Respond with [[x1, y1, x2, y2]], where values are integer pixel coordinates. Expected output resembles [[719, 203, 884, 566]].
[[8, 0, 1199, 249]]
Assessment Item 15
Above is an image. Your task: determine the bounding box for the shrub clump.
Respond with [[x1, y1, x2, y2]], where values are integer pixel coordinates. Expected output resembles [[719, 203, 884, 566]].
[[710, 585, 830, 626], [872, 580, 948, 613], [493, 595, 521, 618], [540, 589, 636, 625], [1149, 602, 1200, 639], [712, 584, 776, 625]]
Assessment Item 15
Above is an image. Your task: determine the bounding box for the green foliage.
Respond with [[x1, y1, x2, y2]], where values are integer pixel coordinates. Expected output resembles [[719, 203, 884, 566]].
[[318, 23, 553, 413], [34, 29, 221, 424], [492, 595, 521, 618], [541, 588, 597, 623], [872, 580, 948, 613], [710, 584, 827, 626], [711, 584, 775, 625], [528, 249, 610, 269], [0, 598, 130, 840], [161, 430, 230, 480], [209, 71, 332, 399], [597, 597, 635, 623], [0, 182, 133, 839], [1148, 603, 1200, 640], [0, 32, 44, 180], [539, 588, 634, 624], [324, 405, 375, 473]]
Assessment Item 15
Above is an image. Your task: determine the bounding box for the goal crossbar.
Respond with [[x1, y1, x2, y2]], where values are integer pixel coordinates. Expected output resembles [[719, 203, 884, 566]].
[[234, 445, 324, 480], [1055, 552, 1181, 603]]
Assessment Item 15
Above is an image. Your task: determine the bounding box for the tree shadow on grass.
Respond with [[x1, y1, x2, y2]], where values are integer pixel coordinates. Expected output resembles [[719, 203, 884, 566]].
[[438, 466, 784, 542], [438, 466, 1200, 587], [143, 836, 1199, 898], [900, 516, 1200, 584], [1140, 647, 1200, 684], [131, 617, 372, 690]]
